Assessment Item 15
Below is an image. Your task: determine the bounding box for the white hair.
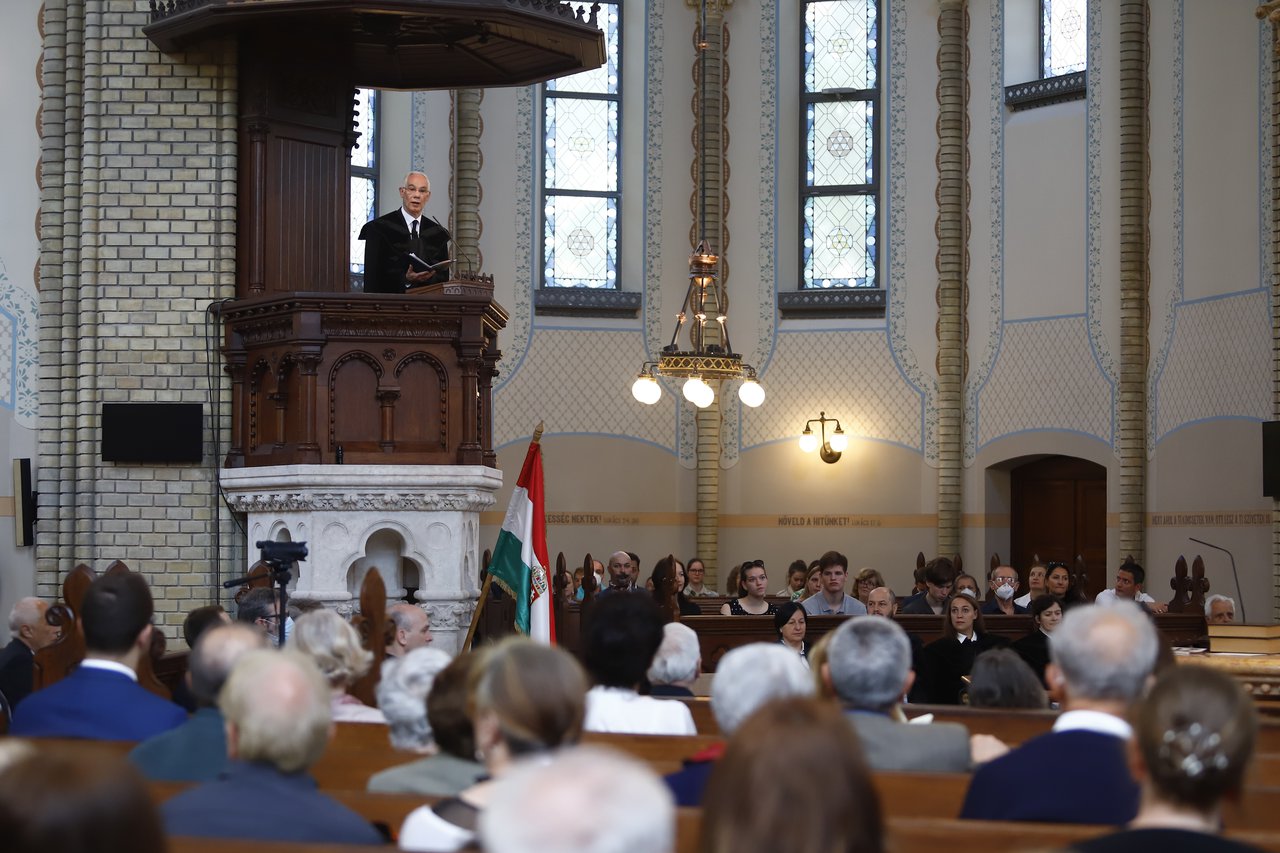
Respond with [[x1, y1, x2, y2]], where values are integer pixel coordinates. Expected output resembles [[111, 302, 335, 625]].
[[376, 647, 454, 751], [1204, 594, 1235, 618], [710, 643, 814, 734], [290, 609, 373, 689], [647, 622, 700, 686], [826, 616, 912, 710], [220, 650, 332, 773], [480, 746, 673, 853], [8, 597, 44, 636], [1050, 602, 1159, 703]]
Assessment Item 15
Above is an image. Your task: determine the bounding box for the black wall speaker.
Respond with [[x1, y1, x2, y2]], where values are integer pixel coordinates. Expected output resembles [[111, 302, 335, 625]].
[[102, 403, 204, 464], [13, 458, 34, 547], [1264, 421, 1280, 498]]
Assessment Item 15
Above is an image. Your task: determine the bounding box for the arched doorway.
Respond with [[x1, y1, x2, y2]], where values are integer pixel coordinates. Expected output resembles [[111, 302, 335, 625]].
[[1010, 456, 1107, 600]]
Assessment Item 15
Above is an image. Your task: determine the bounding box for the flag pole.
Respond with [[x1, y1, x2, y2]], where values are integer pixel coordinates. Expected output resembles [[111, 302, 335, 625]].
[[462, 422, 544, 651]]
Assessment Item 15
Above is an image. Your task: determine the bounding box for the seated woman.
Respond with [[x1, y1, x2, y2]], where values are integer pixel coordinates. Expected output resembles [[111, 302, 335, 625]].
[[954, 573, 981, 600], [399, 638, 588, 852], [801, 562, 823, 601], [700, 697, 884, 853], [720, 561, 778, 616], [776, 559, 810, 600], [1011, 594, 1064, 688], [368, 649, 485, 796], [854, 567, 886, 607], [649, 555, 700, 618], [965, 648, 1048, 709], [1070, 666, 1258, 853], [1046, 561, 1089, 610], [291, 609, 385, 723], [1014, 562, 1048, 609], [914, 594, 1007, 705], [774, 601, 809, 665]]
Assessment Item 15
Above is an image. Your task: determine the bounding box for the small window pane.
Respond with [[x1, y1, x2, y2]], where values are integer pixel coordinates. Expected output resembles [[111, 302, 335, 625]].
[[1042, 0, 1086, 77], [804, 194, 877, 288], [543, 195, 618, 289], [351, 89, 377, 169], [350, 177, 376, 274], [807, 100, 873, 188], [545, 98, 618, 192], [805, 0, 877, 93], [549, 3, 620, 95]]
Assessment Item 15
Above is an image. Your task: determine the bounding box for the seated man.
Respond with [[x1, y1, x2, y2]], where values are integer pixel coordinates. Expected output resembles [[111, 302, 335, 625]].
[[0, 597, 61, 709], [801, 550, 867, 616], [647, 622, 701, 697], [980, 565, 1029, 615], [161, 649, 384, 844], [961, 602, 1159, 824], [130, 623, 264, 781], [582, 593, 695, 735], [899, 557, 956, 615], [1205, 593, 1236, 624], [1095, 561, 1168, 613], [10, 573, 186, 740], [386, 603, 433, 658], [824, 616, 989, 772], [665, 642, 813, 805], [235, 587, 290, 646]]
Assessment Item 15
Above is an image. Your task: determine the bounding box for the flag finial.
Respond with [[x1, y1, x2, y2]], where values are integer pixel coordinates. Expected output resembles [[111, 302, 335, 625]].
[[532, 421, 545, 443]]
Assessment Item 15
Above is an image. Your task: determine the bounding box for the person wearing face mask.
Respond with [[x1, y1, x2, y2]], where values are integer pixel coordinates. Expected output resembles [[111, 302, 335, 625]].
[[981, 565, 1029, 616], [235, 588, 294, 648]]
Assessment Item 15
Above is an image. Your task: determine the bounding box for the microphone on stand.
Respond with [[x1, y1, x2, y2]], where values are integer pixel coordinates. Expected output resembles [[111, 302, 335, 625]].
[[1189, 537, 1245, 623]]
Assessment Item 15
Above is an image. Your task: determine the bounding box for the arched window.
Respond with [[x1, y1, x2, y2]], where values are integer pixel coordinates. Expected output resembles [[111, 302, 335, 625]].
[[350, 88, 379, 292]]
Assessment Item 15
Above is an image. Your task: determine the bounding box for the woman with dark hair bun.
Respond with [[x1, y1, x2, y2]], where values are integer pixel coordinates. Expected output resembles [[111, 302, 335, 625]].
[[699, 697, 884, 853], [773, 601, 808, 665], [1070, 666, 1258, 853]]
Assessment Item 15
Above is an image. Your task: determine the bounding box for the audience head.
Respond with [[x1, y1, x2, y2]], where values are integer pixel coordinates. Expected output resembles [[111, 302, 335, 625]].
[[724, 564, 741, 595], [817, 550, 849, 598], [854, 567, 885, 603], [290, 609, 374, 691], [221, 649, 333, 774], [701, 698, 884, 853], [386, 603, 432, 655], [606, 551, 636, 589], [427, 651, 480, 760], [1204, 594, 1236, 624], [376, 646, 454, 752], [686, 557, 707, 589], [773, 601, 807, 646], [1027, 562, 1048, 594], [987, 565, 1020, 601], [786, 559, 809, 593], [954, 573, 980, 599], [1030, 594, 1064, 633], [806, 629, 838, 699], [188, 623, 266, 707], [966, 649, 1048, 709], [923, 557, 956, 602], [236, 587, 285, 645], [710, 643, 814, 734], [737, 560, 767, 598], [826, 616, 912, 712], [865, 586, 896, 617], [481, 746, 673, 853], [803, 564, 823, 599], [943, 592, 984, 639], [648, 622, 702, 687], [649, 554, 680, 602], [8, 597, 60, 652], [1131, 666, 1256, 814], [1115, 561, 1146, 599], [81, 572, 154, 659], [582, 591, 665, 689], [0, 750, 166, 853], [1049, 602, 1159, 706], [181, 604, 230, 649], [470, 637, 587, 762], [1045, 562, 1071, 597]]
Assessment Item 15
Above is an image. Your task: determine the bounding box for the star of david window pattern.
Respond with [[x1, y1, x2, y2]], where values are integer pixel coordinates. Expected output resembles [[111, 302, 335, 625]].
[[1042, 0, 1086, 78]]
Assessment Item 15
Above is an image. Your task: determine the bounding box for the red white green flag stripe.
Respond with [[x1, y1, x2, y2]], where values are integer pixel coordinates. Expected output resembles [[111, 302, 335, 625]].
[[485, 436, 554, 644]]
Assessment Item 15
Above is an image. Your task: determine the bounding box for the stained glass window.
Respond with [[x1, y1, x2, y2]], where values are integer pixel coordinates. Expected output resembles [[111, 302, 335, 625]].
[[802, 0, 879, 290], [350, 88, 378, 291], [1042, 0, 1086, 78], [542, 1, 620, 289]]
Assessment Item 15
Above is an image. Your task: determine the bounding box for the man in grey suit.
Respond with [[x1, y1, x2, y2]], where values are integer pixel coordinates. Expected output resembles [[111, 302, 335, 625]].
[[823, 616, 1004, 771]]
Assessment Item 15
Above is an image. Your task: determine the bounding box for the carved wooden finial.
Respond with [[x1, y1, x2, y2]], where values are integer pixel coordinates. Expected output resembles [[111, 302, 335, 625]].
[[532, 421, 545, 444]]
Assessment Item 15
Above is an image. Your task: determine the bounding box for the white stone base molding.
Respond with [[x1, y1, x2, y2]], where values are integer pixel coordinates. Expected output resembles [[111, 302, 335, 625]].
[[219, 464, 502, 654]]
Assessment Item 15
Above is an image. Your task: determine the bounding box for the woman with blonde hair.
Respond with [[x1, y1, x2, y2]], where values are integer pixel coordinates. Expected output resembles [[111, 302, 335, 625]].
[[290, 608, 384, 723], [399, 638, 589, 852]]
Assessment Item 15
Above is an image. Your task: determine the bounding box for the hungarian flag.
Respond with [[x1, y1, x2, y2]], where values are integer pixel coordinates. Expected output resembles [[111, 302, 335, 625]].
[[486, 435, 555, 644]]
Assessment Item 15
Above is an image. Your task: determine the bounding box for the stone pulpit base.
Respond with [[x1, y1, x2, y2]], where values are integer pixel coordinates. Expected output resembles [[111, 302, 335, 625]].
[[220, 464, 501, 654]]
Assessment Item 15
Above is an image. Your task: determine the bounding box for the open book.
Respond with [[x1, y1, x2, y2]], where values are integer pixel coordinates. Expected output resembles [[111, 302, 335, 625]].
[[407, 253, 455, 273]]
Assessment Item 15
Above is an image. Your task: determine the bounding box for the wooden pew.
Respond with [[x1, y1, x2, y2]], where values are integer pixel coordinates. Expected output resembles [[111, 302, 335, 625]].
[[581, 731, 721, 775], [171, 839, 390, 853]]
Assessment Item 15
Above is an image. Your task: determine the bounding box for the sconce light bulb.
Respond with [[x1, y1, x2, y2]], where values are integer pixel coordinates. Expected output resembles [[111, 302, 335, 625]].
[[829, 427, 849, 453], [799, 428, 819, 454], [738, 378, 765, 408], [631, 374, 662, 405]]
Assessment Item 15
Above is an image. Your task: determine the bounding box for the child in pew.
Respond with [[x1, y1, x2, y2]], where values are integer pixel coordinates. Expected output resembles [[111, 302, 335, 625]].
[[1069, 665, 1260, 853]]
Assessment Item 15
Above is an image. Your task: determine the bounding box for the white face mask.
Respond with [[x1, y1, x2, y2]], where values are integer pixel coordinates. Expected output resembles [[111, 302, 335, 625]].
[[269, 615, 295, 648], [994, 583, 1015, 601]]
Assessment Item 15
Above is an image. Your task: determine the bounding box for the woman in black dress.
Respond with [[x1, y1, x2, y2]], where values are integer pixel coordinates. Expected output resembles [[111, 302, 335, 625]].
[[1011, 594, 1063, 688], [915, 593, 1007, 705], [720, 561, 777, 616]]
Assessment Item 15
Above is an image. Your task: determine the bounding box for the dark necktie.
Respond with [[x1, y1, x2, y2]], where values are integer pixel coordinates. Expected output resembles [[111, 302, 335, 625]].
[[410, 219, 420, 253]]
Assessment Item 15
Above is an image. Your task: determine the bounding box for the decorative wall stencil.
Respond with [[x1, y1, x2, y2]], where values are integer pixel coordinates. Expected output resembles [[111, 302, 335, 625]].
[[642, 0, 667, 361], [1085, 0, 1118, 401], [885, 0, 936, 463], [1153, 292, 1270, 442], [963, 0, 1004, 464], [1146, 0, 1183, 454], [493, 329, 674, 450], [975, 317, 1112, 448], [496, 86, 536, 394], [1261, 9, 1275, 316], [0, 259, 39, 427], [740, 330, 923, 451]]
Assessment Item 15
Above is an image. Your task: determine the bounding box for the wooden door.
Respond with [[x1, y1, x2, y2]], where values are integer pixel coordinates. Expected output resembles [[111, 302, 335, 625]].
[[1011, 456, 1108, 599]]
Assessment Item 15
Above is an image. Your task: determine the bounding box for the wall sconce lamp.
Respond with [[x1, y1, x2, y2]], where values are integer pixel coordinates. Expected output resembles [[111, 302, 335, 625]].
[[799, 412, 849, 464]]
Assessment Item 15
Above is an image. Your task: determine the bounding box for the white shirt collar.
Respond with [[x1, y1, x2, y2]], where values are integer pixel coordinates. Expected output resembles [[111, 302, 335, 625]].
[[80, 658, 138, 682], [956, 631, 975, 642], [1052, 708, 1132, 739], [401, 208, 422, 231]]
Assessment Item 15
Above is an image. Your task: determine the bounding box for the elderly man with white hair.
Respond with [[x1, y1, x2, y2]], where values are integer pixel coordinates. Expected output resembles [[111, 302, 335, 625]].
[[481, 745, 673, 853], [0, 597, 61, 709], [961, 602, 1160, 824], [664, 642, 813, 806], [1205, 593, 1236, 624], [161, 649, 383, 844], [647, 622, 701, 697]]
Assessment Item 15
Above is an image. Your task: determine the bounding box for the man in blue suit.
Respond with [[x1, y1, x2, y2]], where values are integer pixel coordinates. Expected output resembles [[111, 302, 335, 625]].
[[960, 602, 1159, 824], [10, 572, 187, 740]]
